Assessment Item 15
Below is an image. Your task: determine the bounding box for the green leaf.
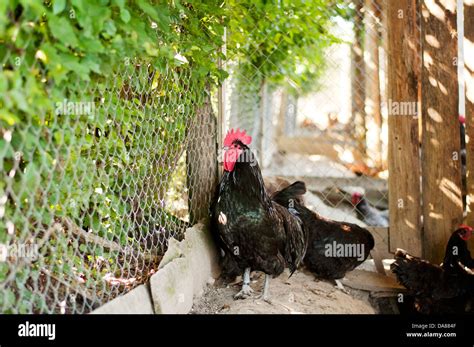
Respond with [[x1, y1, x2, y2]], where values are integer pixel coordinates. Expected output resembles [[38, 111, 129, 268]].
[[48, 16, 79, 48], [136, 0, 170, 32], [113, 0, 125, 9], [19, 0, 45, 16], [103, 20, 116, 37], [4, 288, 16, 307], [0, 1, 8, 35], [78, 37, 105, 53], [53, 0, 67, 14], [82, 56, 101, 74], [40, 42, 60, 64], [58, 52, 91, 80], [120, 8, 131, 23], [136, 0, 158, 19], [71, 0, 85, 12], [0, 110, 20, 125], [10, 90, 29, 112]]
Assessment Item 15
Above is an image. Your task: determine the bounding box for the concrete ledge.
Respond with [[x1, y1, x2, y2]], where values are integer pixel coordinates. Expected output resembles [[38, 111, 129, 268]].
[[150, 257, 194, 314], [91, 284, 154, 314], [150, 223, 220, 314], [91, 223, 219, 314], [182, 223, 220, 297]]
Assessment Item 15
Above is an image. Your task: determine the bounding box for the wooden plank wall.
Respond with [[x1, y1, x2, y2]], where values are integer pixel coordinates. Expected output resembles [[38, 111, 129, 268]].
[[421, 0, 463, 262], [465, 1, 474, 253], [465, 1, 474, 226], [387, 0, 423, 256]]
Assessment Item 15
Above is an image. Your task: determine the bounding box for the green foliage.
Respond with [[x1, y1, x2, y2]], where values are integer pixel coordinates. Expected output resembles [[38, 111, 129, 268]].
[[226, 0, 349, 94], [0, 0, 225, 313]]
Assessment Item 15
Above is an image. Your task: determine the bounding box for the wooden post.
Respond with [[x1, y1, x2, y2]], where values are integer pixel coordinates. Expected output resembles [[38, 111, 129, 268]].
[[465, 0, 474, 226], [350, 0, 367, 161], [387, 0, 423, 256], [275, 90, 287, 152], [365, 0, 383, 169], [261, 82, 274, 169], [421, 0, 463, 262], [376, 0, 389, 170], [276, 91, 288, 139], [187, 91, 218, 225]]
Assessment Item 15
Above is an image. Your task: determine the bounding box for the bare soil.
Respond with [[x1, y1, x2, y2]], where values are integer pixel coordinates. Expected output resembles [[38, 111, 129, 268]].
[[191, 268, 376, 314]]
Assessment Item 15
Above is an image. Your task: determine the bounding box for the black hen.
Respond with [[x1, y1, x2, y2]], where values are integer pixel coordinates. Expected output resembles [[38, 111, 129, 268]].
[[272, 181, 374, 280], [210, 129, 307, 301], [391, 226, 474, 314]]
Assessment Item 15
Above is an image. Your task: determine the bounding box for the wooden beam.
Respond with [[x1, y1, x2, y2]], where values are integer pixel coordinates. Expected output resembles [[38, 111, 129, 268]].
[[421, 0, 463, 262], [387, 0, 423, 256], [263, 175, 388, 193], [342, 270, 407, 293], [276, 135, 367, 165], [465, 1, 474, 225]]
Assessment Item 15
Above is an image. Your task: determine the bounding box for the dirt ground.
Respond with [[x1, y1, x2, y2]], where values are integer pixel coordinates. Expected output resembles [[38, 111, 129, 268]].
[[191, 268, 376, 314]]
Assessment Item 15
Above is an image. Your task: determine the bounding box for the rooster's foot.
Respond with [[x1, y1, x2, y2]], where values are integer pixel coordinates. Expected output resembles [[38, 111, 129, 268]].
[[234, 284, 254, 300], [256, 293, 272, 304]]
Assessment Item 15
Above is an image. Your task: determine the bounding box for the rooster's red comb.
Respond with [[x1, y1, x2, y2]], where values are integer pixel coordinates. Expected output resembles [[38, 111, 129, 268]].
[[224, 128, 252, 147], [460, 224, 473, 231]]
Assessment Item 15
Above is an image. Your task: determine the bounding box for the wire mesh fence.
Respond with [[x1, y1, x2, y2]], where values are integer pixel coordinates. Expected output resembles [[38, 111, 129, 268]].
[[0, 2, 220, 312]]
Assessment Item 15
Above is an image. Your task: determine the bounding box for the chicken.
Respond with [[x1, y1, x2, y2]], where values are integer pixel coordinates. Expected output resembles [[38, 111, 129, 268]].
[[210, 129, 307, 301], [272, 181, 374, 280], [391, 226, 474, 314], [351, 192, 389, 227], [442, 225, 474, 274]]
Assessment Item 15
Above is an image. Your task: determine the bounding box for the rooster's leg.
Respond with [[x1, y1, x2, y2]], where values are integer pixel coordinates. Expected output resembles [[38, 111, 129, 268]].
[[335, 279, 349, 294], [256, 274, 272, 304], [234, 267, 254, 300]]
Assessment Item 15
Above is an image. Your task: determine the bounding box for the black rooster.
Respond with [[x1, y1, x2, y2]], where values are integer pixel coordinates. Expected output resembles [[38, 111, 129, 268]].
[[273, 181, 374, 281], [391, 226, 474, 314], [210, 129, 307, 301], [352, 192, 389, 227]]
